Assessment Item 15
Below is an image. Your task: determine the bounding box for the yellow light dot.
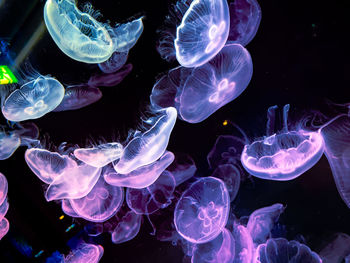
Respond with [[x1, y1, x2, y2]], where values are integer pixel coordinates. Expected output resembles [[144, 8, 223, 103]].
[[59, 215, 64, 220], [222, 120, 228, 126]]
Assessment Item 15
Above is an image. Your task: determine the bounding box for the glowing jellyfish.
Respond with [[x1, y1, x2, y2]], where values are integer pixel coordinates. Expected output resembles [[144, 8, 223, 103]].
[[126, 170, 176, 215], [228, 0, 262, 46], [247, 203, 285, 245], [0, 198, 9, 221], [232, 224, 254, 263], [256, 238, 322, 263], [88, 63, 132, 87], [241, 105, 324, 180], [98, 51, 128, 74], [166, 152, 197, 186], [111, 210, 142, 244], [0, 217, 9, 240], [13, 122, 40, 147], [84, 223, 104, 237], [212, 164, 241, 202], [179, 44, 253, 123], [192, 228, 235, 263], [114, 107, 177, 174], [174, 177, 230, 244], [0, 173, 8, 205], [105, 151, 175, 189], [65, 242, 104, 263], [62, 199, 81, 218], [0, 131, 20, 160], [44, 0, 114, 63], [74, 142, 123, 168], [2, 76, 65, 121], [319, 233, 350, 263], [53, 85, 102, 112], [175, 0, 230, 67]]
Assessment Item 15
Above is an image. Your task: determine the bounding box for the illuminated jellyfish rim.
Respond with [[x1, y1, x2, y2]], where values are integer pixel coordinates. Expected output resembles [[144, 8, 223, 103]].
[[241, 129, 324, 180]]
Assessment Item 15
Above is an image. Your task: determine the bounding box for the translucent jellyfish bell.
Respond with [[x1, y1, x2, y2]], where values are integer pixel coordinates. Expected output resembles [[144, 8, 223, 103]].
[[0, 173, 8, 205], [0, 198, 9, 221], [241, 105, 324, 180], [166, 152, 197, 186], [2, 76, 65, 121], [0, 217, 9, 240], [98, 51, 128, 74], [174, 177, 230, 244], [44, 0, 114, 63], [65, 242, 104, 263], [111, 210, 142, 244], [179, 44, 253, 123], [212, 164, 241, 202], [0, 131, 20, 160], [175, 0, 230, 67], [232, 225, 254, 263], [88, 63, 133, 87]]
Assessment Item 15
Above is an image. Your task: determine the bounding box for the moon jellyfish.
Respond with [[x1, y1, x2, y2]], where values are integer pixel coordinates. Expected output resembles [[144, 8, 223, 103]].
[[232, 225, 254, 263], [88, 63, 132, 87], [105, 151, 175, 189], [212, 164, 241, 202], [126, 170, 176, 215], [166, 153, 197, 186], [0, 173, 8, 205], [0, 130, 20, 160], [13, 122, 40, 147], [319, 233, 350, 263], [74, 142, 123, 168], [246, 203, 285, 245], [228, 0, 262, 46], [241, 105, 324, 180], [44, 0, 114, 63], [98, 51, 128, 74], [111, 210, 142, 244], [0, 217, 9, 240], [2, 76, 65, 121], [69, 177, 123, 222], [62, 199, 81, 218], [114, 107, 177, 174], [256, 238, 322, 263], [174, 177, 230, 244], [65, 242, 104, 263], [53, 85, 102, 112], [192, 228, 235, 263], [179, 44, 253, 123], [174, 0, 230, 67]]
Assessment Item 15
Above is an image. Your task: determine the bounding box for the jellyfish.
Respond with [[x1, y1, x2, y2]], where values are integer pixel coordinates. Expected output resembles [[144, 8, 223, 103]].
[[62, 199, 81, 218], [98, 51, 128, 74], [84, 223, 104, 237], [212, 164, 241, 202], [69, 176, 124, 222], [114, 107, 177, 174], [241, 105, 325, 180], [256, 238, 322, 263], [191, 228, 235, 263], [12, 122, 40, 147], [166, 152, 197, 186], [53, 85, 102, 112], [228, 0, 262, 46], [232, 224, 254, 263], [0, 130, 20, 160], [64, 242, 104, 263], [126, 170, 176, 215], [174, 0, 230, 67], [319, 233, 350, 263], [111, 210, 142, 244], [2, 75, 65, 121], [0, 172, 8, 205], [88, 63, 133, 87], [0, 217, 9, 240], [246, 203, 285, 245], [104, 151, 175, 189], [179, 44, 253, 123], [73, 142, 123, 168], [0, 199, 8, 224], [174, 177, 230, 244]]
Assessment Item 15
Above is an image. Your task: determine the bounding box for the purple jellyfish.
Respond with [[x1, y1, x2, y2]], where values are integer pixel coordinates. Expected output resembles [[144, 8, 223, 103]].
[[111, 210, 142, 244], [166, 152, 197, 186], [0, 217, 9, 240], [0, 172, 8, 205], [232, 224, 254, 263], [212, 164, 241, 202], [88, 64, 132, 88], [62, 199, 81, 218], [0, 198, 9, 221], [64, 242, 104, 263], [319, 233, 350, 263]]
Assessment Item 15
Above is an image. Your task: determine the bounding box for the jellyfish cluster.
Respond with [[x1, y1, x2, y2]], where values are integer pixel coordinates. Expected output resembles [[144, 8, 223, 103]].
[[0, 0, 348, 262]]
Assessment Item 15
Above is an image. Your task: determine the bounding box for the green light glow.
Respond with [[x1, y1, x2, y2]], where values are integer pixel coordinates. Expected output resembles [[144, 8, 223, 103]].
[[0, 65, 18, 84]]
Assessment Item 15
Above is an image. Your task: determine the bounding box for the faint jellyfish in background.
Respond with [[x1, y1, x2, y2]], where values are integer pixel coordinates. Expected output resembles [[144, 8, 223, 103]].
[[0, 172, 8, 205], [175, 0, 230, 67], [166, 152, 197, 186], [53, 84, 102, 112], [228, 0, 262, 46], [0, 217, 9, 240], [174, 177, 230, 244], [0, 129, 20, 160], [74, 142, 123, 168], [246, 203, 285, 245], [64, 242, 104, 263], [192, 228, 235, 263], [13, 122, 40, 147], [88, 63, 133, 87], [319, 233, 350, 263], [98, 51, 128, 74], [114, 107, 177, 174], [212, 164, 241, 202], [111, 210, 142, 244], [84, 223, 104, 237], [2, 75, 65, 121], [179, 44, 253, 123], [256, 238, 322, 263], [241, 104, 324, 181], [232, 224, 254, 263]]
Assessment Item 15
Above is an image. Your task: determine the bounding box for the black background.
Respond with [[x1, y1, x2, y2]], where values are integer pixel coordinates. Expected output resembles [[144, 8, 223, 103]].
[[0, 0, 350, 262]]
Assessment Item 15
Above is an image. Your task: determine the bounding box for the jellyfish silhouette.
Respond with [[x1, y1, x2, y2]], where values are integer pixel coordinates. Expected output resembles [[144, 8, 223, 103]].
[[2, 76, 65, 121], [256, 238, 322, 263], [212, 164, 241, 202], [319, 233, 350, 263], [174, 177, 230, 244], [175, 0, 230, 67], [98, 51, 128, 74], [0, 130, 20, 160], [0, 173, 8, 205], [64, 242, 104, 263], [192, 228, 235, 263], [12, 122, 40, 147], [0, 217, 9, 240], [166, 152, 197, 186], [241, 105, 324, 180], [111, 210, 142, 244], [232, 224, 254, 263], [74, 142, 123, 168], [179, 44, 253, 123], [88, 63, 133, 87], [228, 0, 262, 46], [53, 84, 102, 112], [114, 107, 177, 174]]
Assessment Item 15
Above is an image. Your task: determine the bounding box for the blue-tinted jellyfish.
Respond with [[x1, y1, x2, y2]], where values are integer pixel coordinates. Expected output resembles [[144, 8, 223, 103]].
[[88, 63, 132, 87], [64, 242, 104, 263], [98, 51, 128, 74], [73, 142, 123, 168], [0, 173, 8, 205], [84, 223, 104, 237], [232, 224, 254, 263], [174, 177, 230, 244], [62, 199, 81, 218], [246, 203, 285, 245], [114, 107, 177, 174], [256, 238, 322, 263], [2, 76, 65, 121], [179, 44, 253, 123], [69, 176, 124, 222], [241, 105, 325, 180], [105, 151, 175, 189], [319, 233, 350, 263], [0, 217, 9, 240], [0, 130, 20, 160], [166, 152, 197, 186], [44, 0, 114, 63], [53, 84, 102, 112], [126, 170, 176, 215], [228, 0, 262, 46], [111, 210, 142, 244], [192, 228, 235, 263], [174, 0, 230, 67], [13, 122, 40, 147], [212, 164, 241, 202]]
